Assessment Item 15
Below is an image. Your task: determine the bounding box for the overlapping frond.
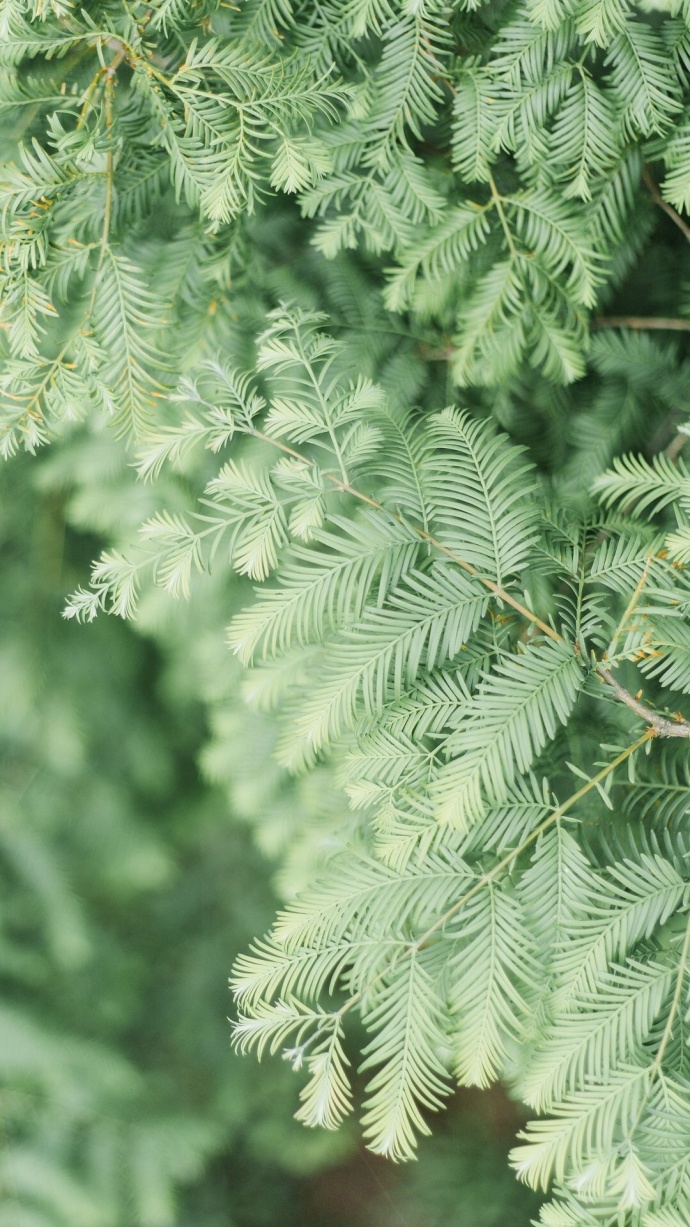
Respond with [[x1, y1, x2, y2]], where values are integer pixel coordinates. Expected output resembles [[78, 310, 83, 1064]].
[[228, 515, 421, 665], [51, 281, 690, 1216], [360, 956, 451, 1160], [522, 959, 674, 1111], [593, 454, 690, 517], [449, 883, 536, 1087], [92, 250, 168, 438], [551, 854, 687, 1009], [434, 640, 584, 828], [422, 408, 540, 585], [290, 565, 488, 755]]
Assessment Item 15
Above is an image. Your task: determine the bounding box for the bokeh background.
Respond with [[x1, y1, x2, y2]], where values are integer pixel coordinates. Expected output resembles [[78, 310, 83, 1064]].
[[0, 450, 542, 1225]]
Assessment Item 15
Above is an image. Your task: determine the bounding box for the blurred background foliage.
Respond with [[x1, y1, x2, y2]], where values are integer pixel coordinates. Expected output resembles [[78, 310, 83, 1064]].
[[0, 445, 541, 1224]]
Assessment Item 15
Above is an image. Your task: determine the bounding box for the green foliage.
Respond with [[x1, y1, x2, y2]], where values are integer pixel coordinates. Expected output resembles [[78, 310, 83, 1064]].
[[0, 456, 539, 1226], [8, 0, 690, 1225], [56, 305, 690, 1224], [0, 461, 294, 1226]]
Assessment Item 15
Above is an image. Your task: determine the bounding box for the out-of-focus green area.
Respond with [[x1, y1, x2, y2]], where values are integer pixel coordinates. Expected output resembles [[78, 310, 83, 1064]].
[[0, 458, 540, 1224]]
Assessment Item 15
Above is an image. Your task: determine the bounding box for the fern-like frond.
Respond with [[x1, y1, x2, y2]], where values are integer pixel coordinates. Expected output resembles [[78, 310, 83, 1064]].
[[449, 882, 535, 1087], [522, 959, 674, 1111], [519, 824, 597, 972], [203, 460, 289, 581], [511, 1064, 649, 1189], [288, 565, 488, 756], [92, 250, 168, 438], [661, 115, 690, 213], [636, 618, 690, 695], [232, 936, 358, 1009], [548, 71, 619, 200], [434, 640, 583, 828], [489, 17, 576, 88], [295, 1020, 353, 1130], [360, 955, 451, 1160], [624, 745, 690, 827], [422, 407, 540, 586], [585, 530, 662, 593], [606, 19, 682, 137], [508, 188, 602, 308], [451, 65, 499, 184], [593, 454, 690, 518], [383, 204, 493, 312], [343, 725, 435, 799], [365, 16, 447, 163], [552, 854, 688, 1009], [576, 0, 628, 47], [270, 846, 472, 953], [228, 514, 420, 664]]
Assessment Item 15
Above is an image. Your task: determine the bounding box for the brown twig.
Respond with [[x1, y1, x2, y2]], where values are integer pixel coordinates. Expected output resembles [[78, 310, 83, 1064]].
[[642, 168, 690, 246], [597, 667, 690, 739], [593, 316, 690, 332], [665, 431, 688, 462]]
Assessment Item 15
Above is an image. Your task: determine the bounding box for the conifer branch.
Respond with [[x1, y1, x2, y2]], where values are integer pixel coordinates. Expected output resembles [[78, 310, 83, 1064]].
[[331, 731, 654, 1024], [12, 2, 690, 1208], [246, 426, 561, 641], [246, 422, 690, 738], [411, 732, 655, 947]]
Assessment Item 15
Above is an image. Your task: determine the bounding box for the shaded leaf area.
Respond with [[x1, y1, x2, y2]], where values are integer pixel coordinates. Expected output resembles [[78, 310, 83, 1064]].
[[298, 1089, 540, 1227]]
